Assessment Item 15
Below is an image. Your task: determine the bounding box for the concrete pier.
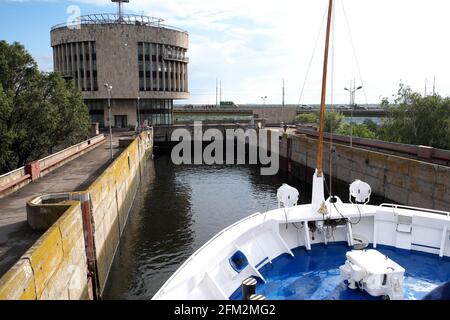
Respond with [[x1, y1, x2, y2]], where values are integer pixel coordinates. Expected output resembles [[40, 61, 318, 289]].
[[0, 132, 129, 278]]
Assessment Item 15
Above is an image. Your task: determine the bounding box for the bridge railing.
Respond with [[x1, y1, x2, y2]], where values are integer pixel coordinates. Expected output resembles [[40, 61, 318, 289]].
[[0, 134, 106, 198]]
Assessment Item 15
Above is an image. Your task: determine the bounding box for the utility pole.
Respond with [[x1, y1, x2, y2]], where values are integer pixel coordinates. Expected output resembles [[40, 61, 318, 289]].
[[425, 78, 427, 97], [282, 79, 285, 108], [220, 80, 222, 104], [345, 80, 363, 148], [111, 0, 129, 20], [137, 96, 140, 130], [261, 96, 267, 105], [215, 78, 218, 107], [433, 76, 436, 96], [104, 83, 113, 159]]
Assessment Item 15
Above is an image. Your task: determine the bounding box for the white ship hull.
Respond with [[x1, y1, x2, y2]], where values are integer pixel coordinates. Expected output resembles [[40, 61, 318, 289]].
[[153, 197, 450, 300]]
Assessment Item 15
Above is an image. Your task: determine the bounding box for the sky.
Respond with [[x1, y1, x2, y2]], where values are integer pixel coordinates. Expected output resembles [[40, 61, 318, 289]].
[[1, 0, 450, 105]]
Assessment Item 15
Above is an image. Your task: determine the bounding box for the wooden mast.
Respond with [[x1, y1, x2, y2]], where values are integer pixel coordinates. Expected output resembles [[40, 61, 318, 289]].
[[316, 0, 334, 177]]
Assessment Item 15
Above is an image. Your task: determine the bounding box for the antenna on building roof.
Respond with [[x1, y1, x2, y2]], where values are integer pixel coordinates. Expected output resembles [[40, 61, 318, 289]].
[[111, 0, 129, 21]]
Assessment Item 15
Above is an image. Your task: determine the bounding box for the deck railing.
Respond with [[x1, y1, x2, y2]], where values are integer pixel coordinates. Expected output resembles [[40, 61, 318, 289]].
[[380, 203, 450, 217]]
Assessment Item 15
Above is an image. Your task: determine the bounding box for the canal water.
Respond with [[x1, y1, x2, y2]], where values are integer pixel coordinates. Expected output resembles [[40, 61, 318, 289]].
[[343, 116, 382, 125], [103, 153, 311, 299]]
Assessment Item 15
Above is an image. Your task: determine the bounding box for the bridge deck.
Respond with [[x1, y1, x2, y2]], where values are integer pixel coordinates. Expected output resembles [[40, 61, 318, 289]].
[[0, 131, 131, 277]]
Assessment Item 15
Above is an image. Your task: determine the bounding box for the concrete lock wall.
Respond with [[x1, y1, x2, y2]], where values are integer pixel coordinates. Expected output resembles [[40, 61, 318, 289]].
[[0, 131, 153, 299], [87, 131, 153, 292], [296, 128, 450, 167], [0, 202, 89, 300], [278, 132, 450, 211]]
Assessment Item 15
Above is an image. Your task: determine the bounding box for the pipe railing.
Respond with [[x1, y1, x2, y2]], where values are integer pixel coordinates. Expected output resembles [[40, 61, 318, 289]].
[[0, 134, 105, 197], [51, 13, 187, 34]]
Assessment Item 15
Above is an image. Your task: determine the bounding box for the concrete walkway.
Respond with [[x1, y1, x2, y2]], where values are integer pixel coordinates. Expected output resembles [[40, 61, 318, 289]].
[[0, 131, 132, 277]]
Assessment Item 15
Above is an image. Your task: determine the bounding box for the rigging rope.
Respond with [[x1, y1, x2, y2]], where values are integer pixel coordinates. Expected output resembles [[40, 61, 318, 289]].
[[329, 0, 336, 198], [340, 0, 369, 106], [298, 6, 328, 106]]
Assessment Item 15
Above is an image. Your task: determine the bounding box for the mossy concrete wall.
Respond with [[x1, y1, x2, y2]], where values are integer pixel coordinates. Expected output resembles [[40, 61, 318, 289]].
[[87, 131, 152, 292], [279, 132, 450, 211], [0, 202, 89, 299]]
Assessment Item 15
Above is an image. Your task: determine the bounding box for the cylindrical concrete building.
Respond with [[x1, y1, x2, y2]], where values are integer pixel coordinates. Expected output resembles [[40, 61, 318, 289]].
[[51, 13, 189, 128]]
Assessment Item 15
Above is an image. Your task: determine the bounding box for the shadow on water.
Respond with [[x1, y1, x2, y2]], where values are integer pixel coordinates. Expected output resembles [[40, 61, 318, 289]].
[[103, 154, 195, 299]]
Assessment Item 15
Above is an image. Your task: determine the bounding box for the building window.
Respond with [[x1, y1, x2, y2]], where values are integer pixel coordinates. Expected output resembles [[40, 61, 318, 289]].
[[53, 41, 98, 92], [137, 42, 187, 93], [138, 42, 144, 91], [139, 99, 173, 125], [85, 99, 105, 127]]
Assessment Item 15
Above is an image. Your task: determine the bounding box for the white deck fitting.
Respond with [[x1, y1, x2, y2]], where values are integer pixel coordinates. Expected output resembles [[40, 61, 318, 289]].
[[340, 249, 405, 300]]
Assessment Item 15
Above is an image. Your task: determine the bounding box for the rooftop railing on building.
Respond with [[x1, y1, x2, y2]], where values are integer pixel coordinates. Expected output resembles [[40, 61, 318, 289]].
[[51, 13, 187, 34]]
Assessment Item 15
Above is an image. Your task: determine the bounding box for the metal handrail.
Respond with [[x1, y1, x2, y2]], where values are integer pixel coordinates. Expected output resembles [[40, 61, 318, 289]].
[[51, 13, 187, 34], [379, 203, 450, 217], [162, 53, 189, 63]]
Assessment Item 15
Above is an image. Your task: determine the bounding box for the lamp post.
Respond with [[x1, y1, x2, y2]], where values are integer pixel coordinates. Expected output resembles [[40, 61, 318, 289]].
[[261, 96, 267, 106], [137, 96, 141, 131], [344, 83, 362, 147], [104, 83, 113, 159]]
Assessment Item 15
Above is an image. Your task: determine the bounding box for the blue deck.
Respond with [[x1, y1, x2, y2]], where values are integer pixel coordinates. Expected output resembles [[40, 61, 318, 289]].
[[230, 243, 450, 300]]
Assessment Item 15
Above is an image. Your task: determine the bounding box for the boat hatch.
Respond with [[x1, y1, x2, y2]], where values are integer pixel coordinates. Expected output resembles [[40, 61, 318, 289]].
[[229, 250, 249, 273]]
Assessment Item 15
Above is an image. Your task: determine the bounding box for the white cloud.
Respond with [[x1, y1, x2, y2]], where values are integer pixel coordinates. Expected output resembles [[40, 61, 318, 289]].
[[36, 53, 54, 72], [22, 0, 450, 104]]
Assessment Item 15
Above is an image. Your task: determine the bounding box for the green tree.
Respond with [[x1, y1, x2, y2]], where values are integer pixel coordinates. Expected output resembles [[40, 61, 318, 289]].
[[0, 41, 90, 173], [363, 119, 380, 137], [296, 111, 345, 134], [380, 83, 450, 149], [339, 123, 377, 139], [324, 111, 345, 133], [296, 113, 317, 123]]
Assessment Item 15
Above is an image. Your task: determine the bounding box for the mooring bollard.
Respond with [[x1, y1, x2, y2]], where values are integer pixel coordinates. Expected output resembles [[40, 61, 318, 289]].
[[242, 277, 257, 300], [250, 294, 266, 300]]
